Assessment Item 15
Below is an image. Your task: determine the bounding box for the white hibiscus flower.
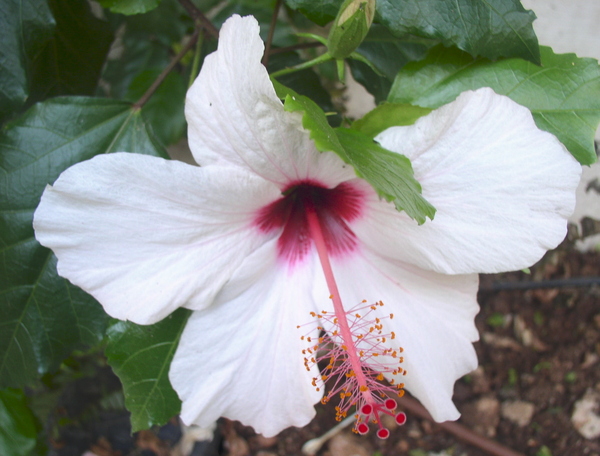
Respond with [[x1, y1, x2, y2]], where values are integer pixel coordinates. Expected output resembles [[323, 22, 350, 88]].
[[33, 15, 581, 438]]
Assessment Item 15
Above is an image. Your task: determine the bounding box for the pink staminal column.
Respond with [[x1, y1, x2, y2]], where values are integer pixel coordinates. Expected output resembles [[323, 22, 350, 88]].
[[255, 179, 406, 437], [304, 205, 407, 438]]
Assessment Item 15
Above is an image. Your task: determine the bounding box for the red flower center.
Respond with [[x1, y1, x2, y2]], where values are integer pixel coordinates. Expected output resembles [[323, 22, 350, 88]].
[[255, 180, 364, 263]]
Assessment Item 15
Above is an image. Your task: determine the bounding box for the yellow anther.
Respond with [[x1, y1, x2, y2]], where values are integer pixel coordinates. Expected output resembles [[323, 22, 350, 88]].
[[391, 331, 396, 339], [359, 385, 368, 392], [390, 313, 394, 319]]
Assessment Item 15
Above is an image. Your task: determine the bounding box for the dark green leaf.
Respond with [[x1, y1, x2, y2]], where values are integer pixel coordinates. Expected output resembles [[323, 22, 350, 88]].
[[120, 0, 189, 43], [214, 4, 297, 47], [0, 389, 37, 456], [99, 0, 161, 15], [284, 0, 342, 25], [0, 0, 55, 122], [348, 26, 430, 102], [0, 97, 167, 388], [388, 45, 600, 165], [277, 84, 435, 223], [28, 0, 113, 103], [376, 0, 540, 63], [347, 59, 392, 105], [105, 308, 190, 431], [268, 52, 337, 119], [352, 102, 431, 137], [126, 70, 187, 145]]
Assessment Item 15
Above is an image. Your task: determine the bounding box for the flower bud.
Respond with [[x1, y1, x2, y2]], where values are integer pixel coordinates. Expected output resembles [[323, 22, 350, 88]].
[[327, 0, 375, 60]]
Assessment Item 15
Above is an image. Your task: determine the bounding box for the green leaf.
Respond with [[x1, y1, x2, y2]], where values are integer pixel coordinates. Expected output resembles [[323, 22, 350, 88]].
[[28, 0, 113, 103], [105, 308, 190, 431], [335, 128, 435, 224], [284, 0, 343, 25], [0, 0, 55, 123], [126, 70, 187, 145], [376, 0, 540, 63], [99, 0, 161, 15], [354, 27, 430, 81], [0, 97, 167, 388], [0, 389, 37, 456], [352, 103, 431, 137], [388, 45, 600, 165], [348, 26, 430, 102], [277, 85, 435, 223], [268, 52, 337, 118]]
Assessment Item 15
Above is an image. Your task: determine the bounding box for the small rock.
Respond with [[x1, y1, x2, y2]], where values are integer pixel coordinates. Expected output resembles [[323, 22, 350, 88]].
[[470, 367, 491, 394], [395, 440, 410, 452], [251, 435, 278, 449], [327, 433, 371, 456], [460, 396, 500, 437], [482, 333, 522, 351], [582, 352, 599, 369], [501, 400, 535, 427], [571, 389, 600, 439]]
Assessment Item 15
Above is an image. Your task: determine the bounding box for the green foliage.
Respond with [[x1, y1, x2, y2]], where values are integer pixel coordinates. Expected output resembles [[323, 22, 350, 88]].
[[335, 128, 436, 224], [536, 446, 553, 456], [284, 0, 343, 25], [0, 389, 37, 456], [486, 312, 507, 328], [288, 0, 540, 63], [99, 0, 162, 15], [0, 0, 55, 123], [389, 45, 600, 165], [276, 83, 435, 224], [377, 0, 540, 63], [348, 26, 430, 102], [28, 0, 114, 103], [105, 309, 190, 431], [126, 70, 187, 145], [352, 102, 431, 137], [0, 98, 167, 388]]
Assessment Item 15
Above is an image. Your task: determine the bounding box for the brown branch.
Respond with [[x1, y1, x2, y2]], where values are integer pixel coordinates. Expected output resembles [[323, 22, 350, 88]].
[[178, 0, 219, 39], [134, 29, 199, 109], [397, 396, 526, 456], [262, 0, 283, 67]]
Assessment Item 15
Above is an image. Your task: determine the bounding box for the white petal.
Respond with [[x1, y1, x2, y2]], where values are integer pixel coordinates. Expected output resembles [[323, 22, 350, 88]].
[[34, 153, 279, 324], [322, 251, 480, 422], [170, 240, 323, 437], [369, 88, 581, 274], [185, 15, 355, 188]]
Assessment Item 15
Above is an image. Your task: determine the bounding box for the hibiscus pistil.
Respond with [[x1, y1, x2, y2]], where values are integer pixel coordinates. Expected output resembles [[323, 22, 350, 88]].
[[302, 204, 407, 438]]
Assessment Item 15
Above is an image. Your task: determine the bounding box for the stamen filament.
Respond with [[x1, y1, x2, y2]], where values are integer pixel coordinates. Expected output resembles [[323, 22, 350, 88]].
[[305, 207, 375, 404]]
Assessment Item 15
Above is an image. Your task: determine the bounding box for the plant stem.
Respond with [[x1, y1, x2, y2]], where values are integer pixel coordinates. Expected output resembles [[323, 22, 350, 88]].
[[262, 0, 283, 67], [269, 41, 324, 55], [188, 31, 204, 89], [270, 52, 333, 78], [134, 29, 199, 109], [178, 0, 219, 39]]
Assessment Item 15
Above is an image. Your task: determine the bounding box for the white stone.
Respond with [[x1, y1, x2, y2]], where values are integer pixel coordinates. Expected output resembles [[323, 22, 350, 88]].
[[571, 389, 600, 439]]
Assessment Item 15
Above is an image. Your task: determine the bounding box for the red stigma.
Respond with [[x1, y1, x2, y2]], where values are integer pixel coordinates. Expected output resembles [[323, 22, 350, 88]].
[[254, 180, 364, 263]]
